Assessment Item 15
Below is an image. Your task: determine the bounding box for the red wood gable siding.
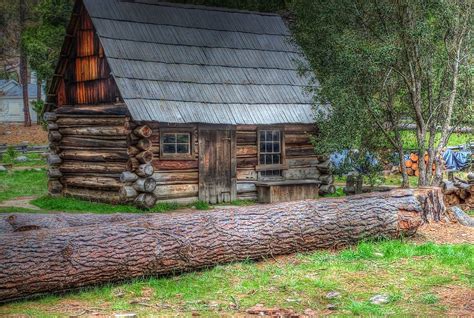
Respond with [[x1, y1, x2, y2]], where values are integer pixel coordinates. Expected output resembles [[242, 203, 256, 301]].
[[56, 8, 121, 107]]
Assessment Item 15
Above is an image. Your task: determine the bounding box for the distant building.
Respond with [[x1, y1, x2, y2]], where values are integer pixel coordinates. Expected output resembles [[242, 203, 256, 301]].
[[0, 79, 42, 123]]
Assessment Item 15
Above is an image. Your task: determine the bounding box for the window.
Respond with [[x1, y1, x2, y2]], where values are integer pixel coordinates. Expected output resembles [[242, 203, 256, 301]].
[[258, 129, 284, 177], [161, 132, 191, 156], [259, 130, 281, 165]]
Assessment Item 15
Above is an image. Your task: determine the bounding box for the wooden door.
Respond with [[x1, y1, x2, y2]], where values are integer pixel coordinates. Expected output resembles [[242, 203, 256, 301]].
[[199, 128, 236, 204]]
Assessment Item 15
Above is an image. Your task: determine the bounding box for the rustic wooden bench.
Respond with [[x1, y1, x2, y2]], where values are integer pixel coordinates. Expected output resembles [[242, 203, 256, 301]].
[[256, 179, 322, 203]]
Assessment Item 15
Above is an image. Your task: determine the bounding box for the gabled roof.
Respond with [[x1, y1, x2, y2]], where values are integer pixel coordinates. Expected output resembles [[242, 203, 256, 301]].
[[76, 0, 317, 124], [0, 80, 39, 98]]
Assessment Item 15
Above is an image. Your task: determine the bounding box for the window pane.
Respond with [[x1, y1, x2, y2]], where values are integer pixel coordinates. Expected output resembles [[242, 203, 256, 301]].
[[260, 131, 266, 142], [273, 154, 281, 164], [266, 131, 273, 141], [163, 144, 176, 153], [259, 154, 265, 164], [177, 144, 189, 153], [260, 142, 266, 152], [266, 142, 273, 153], [273, 142, 280, 153], [163, 134, 176, 143], [272, 131, 280, 142], [177, 133, 189, 143], [265, 154, 273, 165]]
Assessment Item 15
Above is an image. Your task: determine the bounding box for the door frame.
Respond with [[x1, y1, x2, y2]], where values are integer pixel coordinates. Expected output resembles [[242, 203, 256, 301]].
[[198, 125, 237, 203]]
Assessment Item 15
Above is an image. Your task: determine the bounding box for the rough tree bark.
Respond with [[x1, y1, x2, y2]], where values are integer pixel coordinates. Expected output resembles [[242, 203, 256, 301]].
[[0, 213, 155, 234], [0, 188, 445, 303]]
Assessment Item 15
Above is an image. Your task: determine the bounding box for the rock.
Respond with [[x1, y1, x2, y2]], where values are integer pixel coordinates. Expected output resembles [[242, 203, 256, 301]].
[[326, 291, 341, 299], [374, 252, 384, 257], [0, 165, 7, 172], [327, 304, 338, 310], [15, 156, 28, 162], [114, 314, 136, 318], [370, 294, 390, 305]]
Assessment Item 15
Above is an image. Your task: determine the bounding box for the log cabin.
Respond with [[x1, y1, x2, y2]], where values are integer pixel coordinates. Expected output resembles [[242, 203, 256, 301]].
[[45, 0, 334, 208]]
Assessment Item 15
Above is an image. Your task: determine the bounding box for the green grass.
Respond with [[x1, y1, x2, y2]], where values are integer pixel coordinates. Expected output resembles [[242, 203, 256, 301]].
[[0, 169, 48, 202], [1, 152, 47, 167], [320, 186, 346, 197], [400, 130, 472, 150], [194, 200, 210, 210], [30, 196, 182, 214], [1, 240, 472, 317], [229, 199, 257, 206]]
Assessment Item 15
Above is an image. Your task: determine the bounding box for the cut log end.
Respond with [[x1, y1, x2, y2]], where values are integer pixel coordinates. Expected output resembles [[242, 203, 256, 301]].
[[133, 125, 153, 138], [134, 193, 157, 209]]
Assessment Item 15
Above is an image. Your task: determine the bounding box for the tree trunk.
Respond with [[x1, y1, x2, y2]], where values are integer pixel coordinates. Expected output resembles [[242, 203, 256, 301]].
[[0, 188, 445, 303], [0, 213, 152, 234], [36, 79, 42, 124], [398, 146, 409, 188], [19, 0, 31, 127]]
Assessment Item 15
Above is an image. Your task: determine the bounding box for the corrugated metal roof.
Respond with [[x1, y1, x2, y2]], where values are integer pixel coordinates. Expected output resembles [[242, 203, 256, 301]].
[[83, 0, 316, 124]]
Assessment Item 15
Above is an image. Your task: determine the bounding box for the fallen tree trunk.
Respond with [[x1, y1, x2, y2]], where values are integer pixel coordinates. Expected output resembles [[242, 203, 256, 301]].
[[0, 188, 445, 303], [0, 213, 151, 234], [449, 206, 474, 227]]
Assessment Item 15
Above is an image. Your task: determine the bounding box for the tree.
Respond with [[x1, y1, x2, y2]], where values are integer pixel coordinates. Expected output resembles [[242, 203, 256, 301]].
[[22, 0, 72, 84], [290, 0, 473, 187], [19, 0, 32, 127]]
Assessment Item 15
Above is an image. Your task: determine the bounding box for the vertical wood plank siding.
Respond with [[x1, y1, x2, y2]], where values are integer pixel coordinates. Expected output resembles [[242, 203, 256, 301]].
[[147, 123, 319, 203], [56, 9, 120, 107]]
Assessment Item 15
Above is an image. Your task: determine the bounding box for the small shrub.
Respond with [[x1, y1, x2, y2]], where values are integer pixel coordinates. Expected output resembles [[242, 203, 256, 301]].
[[194, 200, 210, 210], [1, 146, 18, 164], [421, 294, 439, 304], [230, 199, 256, 206]]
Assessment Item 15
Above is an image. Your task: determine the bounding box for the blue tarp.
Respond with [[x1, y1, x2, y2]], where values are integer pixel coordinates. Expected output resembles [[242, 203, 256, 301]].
[[443, 149, 470, 171], [330, 150, 379, 173]]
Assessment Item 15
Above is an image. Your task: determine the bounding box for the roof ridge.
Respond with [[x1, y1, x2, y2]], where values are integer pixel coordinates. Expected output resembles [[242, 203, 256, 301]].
[[120, 0, 281, 17]]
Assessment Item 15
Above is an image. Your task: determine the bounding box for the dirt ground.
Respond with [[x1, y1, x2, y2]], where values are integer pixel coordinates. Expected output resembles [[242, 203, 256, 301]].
[[0, 123, 48, 145], [413, 221, 474, 244]]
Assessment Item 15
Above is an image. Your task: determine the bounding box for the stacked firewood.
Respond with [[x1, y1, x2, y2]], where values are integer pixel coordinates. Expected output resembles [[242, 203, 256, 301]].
[[441, 173, 474, 210], [403, 153, 435, 177], [120, 125, 157, 208]]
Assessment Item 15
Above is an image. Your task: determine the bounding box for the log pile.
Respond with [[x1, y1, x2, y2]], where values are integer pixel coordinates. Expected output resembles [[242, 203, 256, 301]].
[[441, 173, 474, 210], [402, 153, 435, 177], [45, 105, 158, 209], [0, 188, 445, 303]]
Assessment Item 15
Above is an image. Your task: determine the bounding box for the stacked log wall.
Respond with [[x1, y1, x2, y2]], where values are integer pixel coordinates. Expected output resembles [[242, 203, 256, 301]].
[[46, 107, 133, 204]]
